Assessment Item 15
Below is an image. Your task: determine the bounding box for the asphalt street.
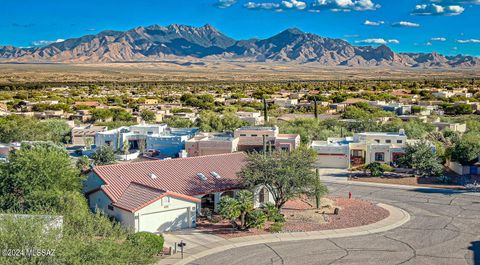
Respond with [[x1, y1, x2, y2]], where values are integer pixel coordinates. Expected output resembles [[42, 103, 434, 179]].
[[189, 183, 480, 265]]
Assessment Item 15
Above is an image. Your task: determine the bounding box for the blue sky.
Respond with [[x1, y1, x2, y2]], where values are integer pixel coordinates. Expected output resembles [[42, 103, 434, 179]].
[[1, 0, 479, 56]]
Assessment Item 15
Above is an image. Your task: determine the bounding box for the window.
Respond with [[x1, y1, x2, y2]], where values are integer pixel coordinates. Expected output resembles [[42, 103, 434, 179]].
[[259, 187, 269, 203], [147, 131, 153, 135], [240, 134, 247, 137], [385, 139, 391, 144], [375, 152, 385, 162], [162, 197, 170, 206], [107, 204, 114, 211], [251, 134, 258, 137], [374, 139, 380, 143], [397, 140, 403, 144], [352, 150, 363, 157]]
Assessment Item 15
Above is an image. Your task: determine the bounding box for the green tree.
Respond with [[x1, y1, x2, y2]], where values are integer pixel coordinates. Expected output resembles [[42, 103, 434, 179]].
[[218, 197, 241, 229], [76, 155, 91, 172], [92, 145, 116, 166], [140, 110, 156, 123], [451, 133, 480, 165], [240, 147, 320, 209], [163, 116, 194, 128], [398, 141, 443, 177], [122, 140, 130, 159], [218, 190, 256, 230], [236, 190, 254, 230], [0, 116, 71, 144], [0, 142, 82, 212]]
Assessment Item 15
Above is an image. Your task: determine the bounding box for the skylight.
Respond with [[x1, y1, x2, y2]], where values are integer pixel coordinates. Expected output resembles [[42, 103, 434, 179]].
[[196, 173, 207, 181], [210, 171, 221, 179]]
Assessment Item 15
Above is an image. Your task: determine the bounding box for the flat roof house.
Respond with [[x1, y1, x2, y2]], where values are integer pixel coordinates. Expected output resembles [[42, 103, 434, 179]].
[[83, 153, 272, 233], [185, 132, 239, 157], [311, 130, 413, 169], [95, 123, 199, 158], [71, 125, 107, 147], [235, 111, 264, 125], [234, 126, 300, 152]]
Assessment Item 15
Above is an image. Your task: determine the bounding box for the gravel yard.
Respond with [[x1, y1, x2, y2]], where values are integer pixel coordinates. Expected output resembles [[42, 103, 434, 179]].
[[195, 196, 389, 238]]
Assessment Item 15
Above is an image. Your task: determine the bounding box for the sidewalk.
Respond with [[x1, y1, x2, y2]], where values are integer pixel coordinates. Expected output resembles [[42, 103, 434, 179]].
[[157, 203, 410, 265]]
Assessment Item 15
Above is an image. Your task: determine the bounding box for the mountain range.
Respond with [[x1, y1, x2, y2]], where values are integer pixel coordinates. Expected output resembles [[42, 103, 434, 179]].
[[1, 24, 479, 68]]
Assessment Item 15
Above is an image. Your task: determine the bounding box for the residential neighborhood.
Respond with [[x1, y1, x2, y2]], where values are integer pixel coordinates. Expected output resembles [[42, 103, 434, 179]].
[[0, 77, 479, 264]]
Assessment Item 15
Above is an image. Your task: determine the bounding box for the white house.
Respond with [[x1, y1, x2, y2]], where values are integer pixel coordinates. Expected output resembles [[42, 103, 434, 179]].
[[94, 123, 199, 158], [84, 152, 273, 233], [311, 130, 414, 169]]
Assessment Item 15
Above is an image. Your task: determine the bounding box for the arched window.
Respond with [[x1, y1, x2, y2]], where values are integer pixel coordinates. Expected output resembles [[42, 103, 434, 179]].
[[259, 187, 269, 203]]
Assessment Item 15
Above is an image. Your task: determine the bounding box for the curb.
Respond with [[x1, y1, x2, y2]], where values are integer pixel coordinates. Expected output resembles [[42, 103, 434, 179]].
[[157, 203, 410, 265]]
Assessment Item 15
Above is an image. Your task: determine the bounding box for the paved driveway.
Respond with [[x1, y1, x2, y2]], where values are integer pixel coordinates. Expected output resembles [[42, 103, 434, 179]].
[[189, 183, 480, 265]]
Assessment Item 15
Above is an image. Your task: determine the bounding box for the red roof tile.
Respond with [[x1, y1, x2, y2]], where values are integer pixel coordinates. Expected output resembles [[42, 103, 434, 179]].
[[113, 182, 201, 212], [93, 152, 247, 206]]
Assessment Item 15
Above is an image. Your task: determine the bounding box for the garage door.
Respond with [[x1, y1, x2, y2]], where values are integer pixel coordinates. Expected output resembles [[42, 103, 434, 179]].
[[316, 154, 349, 169], [139, 207, 191, 233]]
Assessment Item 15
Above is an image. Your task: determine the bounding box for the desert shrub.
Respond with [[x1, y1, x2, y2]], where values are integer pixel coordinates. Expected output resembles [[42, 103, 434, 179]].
[[127, 232, 164, 256], [201, 208, 213, 219], [365, 162, 385, 177], [209, 215, 223, 224], [246, 209, 267, 229], [269, 222, 284, 233], [380, 163, 394, 172], [263, 202, 285, 222]]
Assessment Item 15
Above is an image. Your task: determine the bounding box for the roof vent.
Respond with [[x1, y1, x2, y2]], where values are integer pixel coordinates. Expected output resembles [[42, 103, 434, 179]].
[[210, 171, 221, 179], [197, 173, 207, 181], [149, 173, 158, 179]]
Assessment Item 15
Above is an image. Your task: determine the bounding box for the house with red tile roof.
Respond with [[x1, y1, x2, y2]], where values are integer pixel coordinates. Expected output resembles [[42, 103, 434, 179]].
[[83, 152, 274, 233]]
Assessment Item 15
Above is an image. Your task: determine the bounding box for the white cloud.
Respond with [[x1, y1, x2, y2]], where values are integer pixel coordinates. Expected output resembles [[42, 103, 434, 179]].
[[431, 37, 447, 41], [426, 42, 433, 46], [412, 3, 464, 16], [355, 38, 399, 44], [281, 0, 307, 9], [31, 39, 65, 47], [216, 0, 237, 8], [311, 0, 381, 11], [392, 21, 420, 27], [456, 39, 480, 43], [431, 0, 480, 4], [363, 20, 384, 26], [244, 2, 280, 9]]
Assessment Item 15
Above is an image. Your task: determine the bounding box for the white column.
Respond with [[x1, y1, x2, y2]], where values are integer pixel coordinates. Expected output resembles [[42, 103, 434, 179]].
[[213, 192, 221, 213]]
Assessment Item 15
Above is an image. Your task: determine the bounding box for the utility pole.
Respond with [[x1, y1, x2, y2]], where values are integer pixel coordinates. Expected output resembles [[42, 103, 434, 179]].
[[263, 97, 268, 125], [262, 135, 267, 156]]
